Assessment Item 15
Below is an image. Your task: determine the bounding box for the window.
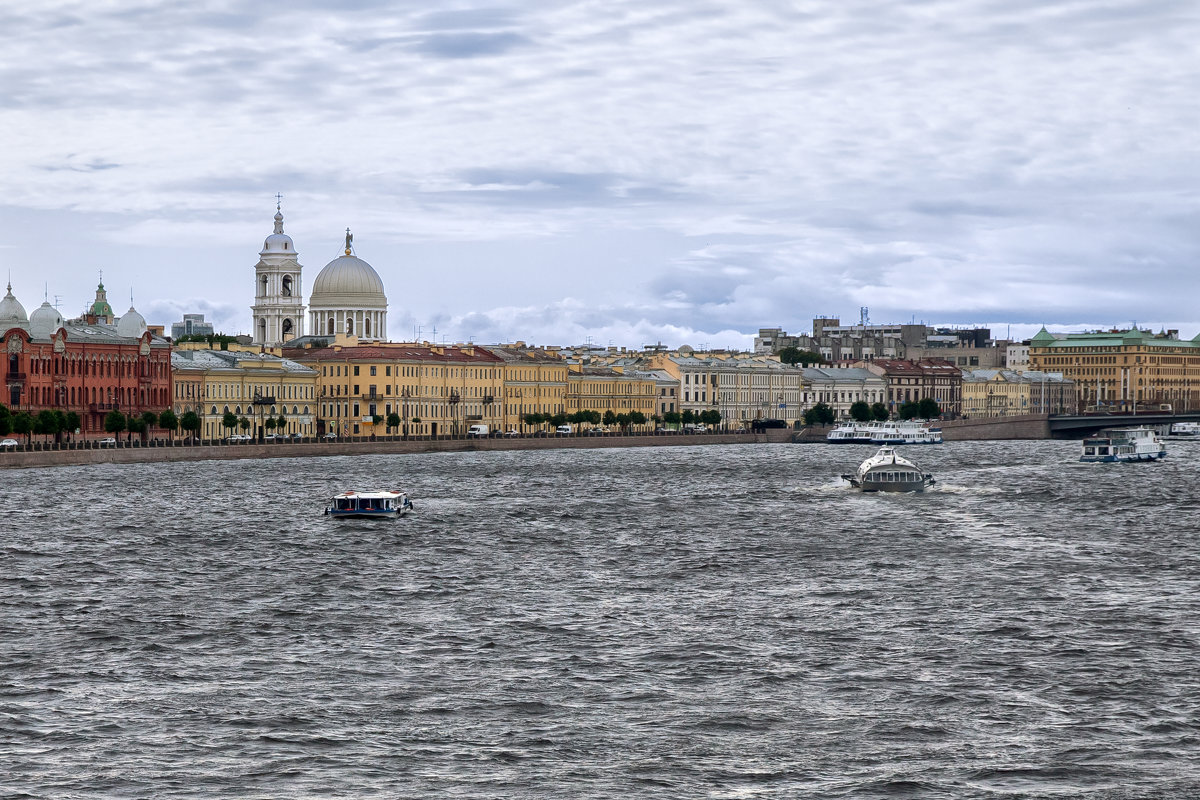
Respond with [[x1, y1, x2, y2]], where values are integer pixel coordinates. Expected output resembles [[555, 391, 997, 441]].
[[354, 366, 360, 376], [370, 366, 377, 376]]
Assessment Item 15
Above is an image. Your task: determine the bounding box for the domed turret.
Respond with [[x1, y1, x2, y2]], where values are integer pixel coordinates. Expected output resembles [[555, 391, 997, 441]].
[[29, 300, 64, 338], [117, 306, 147, 338], [261, 208, 295, 255], [0, 283, 29, 332]]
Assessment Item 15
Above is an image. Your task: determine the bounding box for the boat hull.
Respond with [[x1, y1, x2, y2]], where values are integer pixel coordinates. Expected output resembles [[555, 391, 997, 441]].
[[327, 509, 408, 519], [1080, 452, 1167, 463]]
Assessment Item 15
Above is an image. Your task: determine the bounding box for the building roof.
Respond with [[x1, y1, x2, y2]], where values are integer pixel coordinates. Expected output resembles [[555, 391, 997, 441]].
[[293, 343, 504, 364]]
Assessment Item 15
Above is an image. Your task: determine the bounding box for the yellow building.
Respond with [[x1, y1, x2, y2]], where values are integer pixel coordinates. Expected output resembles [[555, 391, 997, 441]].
[[290, 341, 505, 437], [1028, 327, 1200, 412], [961, 369, 1076, 417], [566, 365, 656, 425], [485, 345, 569, 432], [171, 344, 319, 440]]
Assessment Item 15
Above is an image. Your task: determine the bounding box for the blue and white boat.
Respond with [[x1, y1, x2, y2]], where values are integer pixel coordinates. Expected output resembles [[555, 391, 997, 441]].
[[1080, 427, 1166, 463], [325, 489, 414, 518]]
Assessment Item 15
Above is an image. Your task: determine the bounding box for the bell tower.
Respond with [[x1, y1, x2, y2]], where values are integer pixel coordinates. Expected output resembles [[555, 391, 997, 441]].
[[251, 197, 305, 346]]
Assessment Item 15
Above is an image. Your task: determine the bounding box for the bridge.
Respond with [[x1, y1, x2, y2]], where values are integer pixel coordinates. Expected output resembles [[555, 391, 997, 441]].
[[936, 412, 1198, 440]]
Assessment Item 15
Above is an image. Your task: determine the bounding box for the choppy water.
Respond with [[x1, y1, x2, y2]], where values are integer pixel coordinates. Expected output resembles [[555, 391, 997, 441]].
[[3, 440, 1200, 798]]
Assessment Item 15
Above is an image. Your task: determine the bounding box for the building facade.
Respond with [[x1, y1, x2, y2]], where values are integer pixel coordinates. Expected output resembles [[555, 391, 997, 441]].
[[292, 341, 505, 438], [171, 344, 318, 440], [858, 358, 963, 417], [1027, 327, 1200, 412], [485, 345, 569, 432], [307, 231, 388, 342], [800, 367, 888, 419], [961, 369, 1077, 417], [2, 283, 171, 438], [566, 365, 656, 424]]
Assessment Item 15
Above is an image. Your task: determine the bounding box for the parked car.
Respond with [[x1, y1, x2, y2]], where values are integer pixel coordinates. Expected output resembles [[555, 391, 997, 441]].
[[586, 427, 608, 436], [684, 424, 708, 433], [556, 424, 573, 436], [98, 437, 117, 447], [322, 432, 338, 439], [290, 433, 304, 440], [504, 429, 520, 437], [226, 434, 251, 442], [466, 424, 489, 438], [655, 427, 677, 434], [0, 438, 18, 448]]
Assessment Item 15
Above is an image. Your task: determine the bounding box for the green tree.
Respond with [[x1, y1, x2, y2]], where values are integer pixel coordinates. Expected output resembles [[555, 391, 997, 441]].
[[222, 411, 238, 436], [104, 409, 127, 437], [179, 410, 201, 441], [264, 417, 277, 434], [663, 411, 681, 427], [550, 411, 568, 428], [141, 410, 158, 429], [917, 397, 941, 419], [681, 409, 696, 426], [700, 409, 721, 427], [13, 412, 34, 443], [849, 401, 872, 422], [64, 411, 81, 440], [158, 409, 178, 441], [0, 405, 10, 437], [898, 400, 920, 420], [36, 409, 61, 443], [238, 417, 251, 434], [522, 412, 545, 429], [630, 410, 648, 427], [387, 412, 401, 432], [778, 347, 823, 366], [127, 416, 147, 441], [603, 410, 618, 427], [803, 402, 836, 425], [871, 402, 889, 421], [276, 410, 288, 435]]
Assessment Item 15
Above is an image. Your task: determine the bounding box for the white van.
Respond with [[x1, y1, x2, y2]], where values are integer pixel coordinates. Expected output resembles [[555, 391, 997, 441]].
[[556, 424, 573, 435], [467, 424, 489, 437]]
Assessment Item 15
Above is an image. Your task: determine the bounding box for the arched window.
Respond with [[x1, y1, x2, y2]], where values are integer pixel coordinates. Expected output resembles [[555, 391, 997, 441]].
[[261, 275, 268, 294], [347, 318, 354, 335], [364, 317, 371, 337], [282, 275, 293, 297], [282, 318, 294, 339], [327, 318, 334, 336]]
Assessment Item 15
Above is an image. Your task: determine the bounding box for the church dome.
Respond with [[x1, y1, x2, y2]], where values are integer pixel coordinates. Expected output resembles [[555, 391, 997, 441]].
[[309, 254, 387, 309], [29, 300, 64, 338], [117, 306, 147, 338], [0, 284, 29, 331]]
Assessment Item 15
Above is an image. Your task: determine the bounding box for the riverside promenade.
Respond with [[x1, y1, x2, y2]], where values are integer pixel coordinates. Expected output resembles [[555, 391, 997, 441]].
[[0, 429, 795, 470]]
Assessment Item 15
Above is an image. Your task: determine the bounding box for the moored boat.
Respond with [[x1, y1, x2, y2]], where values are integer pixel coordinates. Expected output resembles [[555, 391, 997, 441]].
[[1079, 427, 1166, 463], [841, 446, 935, 492], [826, 422, 876, 443], [1169, 422, 1200, 436], [869, 420, 943, 445], [325, 489, 414, 518]]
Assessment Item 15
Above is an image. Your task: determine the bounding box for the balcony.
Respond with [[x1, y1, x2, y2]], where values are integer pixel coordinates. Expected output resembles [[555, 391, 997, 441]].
[[5, 372, 26, 383], [89, 403, 119, 412]]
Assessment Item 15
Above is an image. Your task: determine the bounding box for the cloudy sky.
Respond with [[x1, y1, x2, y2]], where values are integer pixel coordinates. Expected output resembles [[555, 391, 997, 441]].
[[1, 0, 1197, 348]]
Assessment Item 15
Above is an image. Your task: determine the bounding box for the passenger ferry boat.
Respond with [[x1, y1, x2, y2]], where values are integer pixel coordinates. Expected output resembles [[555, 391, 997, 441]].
[[1169, 422, 1200, 436], [826, 422, 876, 443], [869, 420, 943, 445], [842, 446, 935, 492], [325, 489, 414, 518], [1079, 427, 1167, 463]]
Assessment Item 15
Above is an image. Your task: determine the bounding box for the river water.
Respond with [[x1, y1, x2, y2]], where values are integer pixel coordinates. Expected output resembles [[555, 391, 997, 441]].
[[3, 440, 1200, 798]]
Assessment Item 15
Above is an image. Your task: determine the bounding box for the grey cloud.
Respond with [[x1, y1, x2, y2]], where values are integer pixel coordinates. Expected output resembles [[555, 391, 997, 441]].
[[416, 8, 522, 31], [415, 31, 532, 59]]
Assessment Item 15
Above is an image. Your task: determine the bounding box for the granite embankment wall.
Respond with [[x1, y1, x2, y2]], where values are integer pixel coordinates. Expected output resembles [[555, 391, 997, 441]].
[[793, 414, 1051, 442], [0, 429, 794, 470]]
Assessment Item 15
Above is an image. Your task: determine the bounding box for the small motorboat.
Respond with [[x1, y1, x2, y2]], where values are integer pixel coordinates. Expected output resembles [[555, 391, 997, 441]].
[[325, 489, 414, 518], [842, 446, 935, 492]]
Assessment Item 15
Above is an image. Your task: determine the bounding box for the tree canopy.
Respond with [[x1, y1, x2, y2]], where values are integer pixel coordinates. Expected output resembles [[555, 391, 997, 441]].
[[778, 347, 823, 366]]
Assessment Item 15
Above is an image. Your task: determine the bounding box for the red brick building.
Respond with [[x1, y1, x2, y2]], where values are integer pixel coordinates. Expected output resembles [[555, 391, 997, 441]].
[[1, 283, 172, 438], [857, 358, 963, 417]]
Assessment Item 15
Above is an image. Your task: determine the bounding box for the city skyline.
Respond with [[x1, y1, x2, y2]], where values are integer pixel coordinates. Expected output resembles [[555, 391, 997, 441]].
[[2, 1, 1197, 348]]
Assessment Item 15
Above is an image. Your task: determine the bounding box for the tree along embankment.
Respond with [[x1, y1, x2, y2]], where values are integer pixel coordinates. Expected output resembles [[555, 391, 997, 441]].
[[0, 429, 794, 470]]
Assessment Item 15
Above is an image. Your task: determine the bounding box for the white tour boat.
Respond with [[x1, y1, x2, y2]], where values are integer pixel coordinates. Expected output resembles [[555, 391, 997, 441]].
[[826, 422, 877, 444], [869, 420, 944, 445], [1079, 427, 1167, 463], [1169, 421, 1200, 436], [325, 489, 414, 519], [842, 446, 935, 492]]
